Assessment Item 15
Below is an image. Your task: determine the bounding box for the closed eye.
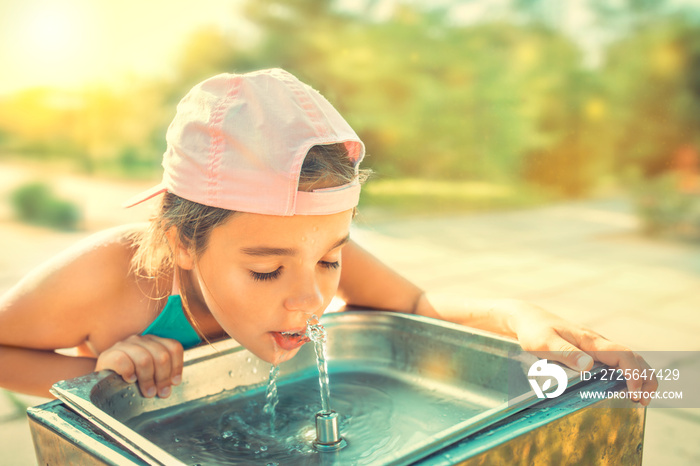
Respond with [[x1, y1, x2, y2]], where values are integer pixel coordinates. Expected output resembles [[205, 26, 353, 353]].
[[249, 268, 282, 282], [320, 261, 340, 270], [250, 261, 338, 282]]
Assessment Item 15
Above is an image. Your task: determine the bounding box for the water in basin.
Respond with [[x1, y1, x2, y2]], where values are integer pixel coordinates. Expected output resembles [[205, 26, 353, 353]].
[[127, 367, 486, 465]]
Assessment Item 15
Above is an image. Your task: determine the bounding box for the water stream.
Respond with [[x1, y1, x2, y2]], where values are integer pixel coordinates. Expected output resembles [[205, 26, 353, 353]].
[[263, 314, 329, 434], [305, 314, 332, 414], [262, 365, 280, 433]]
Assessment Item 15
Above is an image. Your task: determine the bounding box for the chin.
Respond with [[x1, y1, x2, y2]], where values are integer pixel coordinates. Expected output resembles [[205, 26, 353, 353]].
[[245, 339, 303, 366], [271, 346, 303, 365]]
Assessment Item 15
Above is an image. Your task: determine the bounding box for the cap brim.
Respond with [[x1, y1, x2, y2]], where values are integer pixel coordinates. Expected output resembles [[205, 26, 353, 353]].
[[122, 184, 168, 208]]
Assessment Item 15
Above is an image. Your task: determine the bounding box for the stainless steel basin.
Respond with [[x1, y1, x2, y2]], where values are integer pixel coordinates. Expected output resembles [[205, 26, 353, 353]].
[[48, 311, 589, 465]]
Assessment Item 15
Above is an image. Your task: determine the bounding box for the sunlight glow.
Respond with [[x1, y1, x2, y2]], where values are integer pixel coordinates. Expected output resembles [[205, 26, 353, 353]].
[[1, 1, 98, 92], [0, 0, 249, 94], [26, 6, 81, 58]]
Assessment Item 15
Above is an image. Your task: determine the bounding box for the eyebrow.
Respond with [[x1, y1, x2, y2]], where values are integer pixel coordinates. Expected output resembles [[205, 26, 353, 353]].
[[240, 234, 350, 257]]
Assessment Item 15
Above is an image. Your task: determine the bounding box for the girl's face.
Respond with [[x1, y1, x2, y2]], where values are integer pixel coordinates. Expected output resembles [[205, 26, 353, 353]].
[[191, 210, 353, 365]]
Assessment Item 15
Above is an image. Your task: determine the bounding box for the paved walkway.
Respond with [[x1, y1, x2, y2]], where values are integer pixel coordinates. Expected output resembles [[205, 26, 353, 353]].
[[1, 167, 698, 464]]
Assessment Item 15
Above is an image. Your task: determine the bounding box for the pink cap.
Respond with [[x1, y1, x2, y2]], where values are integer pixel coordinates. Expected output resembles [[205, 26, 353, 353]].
[[124, 68, 365, 215]]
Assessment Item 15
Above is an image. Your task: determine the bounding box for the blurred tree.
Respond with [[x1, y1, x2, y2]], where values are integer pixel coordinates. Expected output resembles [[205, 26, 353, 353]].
[[0, 89, 83, 160], [236, 0, 596, 190], [602, 17, 700, 179], [0, 82, 168, 175]]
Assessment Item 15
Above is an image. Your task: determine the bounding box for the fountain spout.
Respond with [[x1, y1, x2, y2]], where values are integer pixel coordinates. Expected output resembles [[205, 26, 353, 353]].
[[313, 410, 347, 451]]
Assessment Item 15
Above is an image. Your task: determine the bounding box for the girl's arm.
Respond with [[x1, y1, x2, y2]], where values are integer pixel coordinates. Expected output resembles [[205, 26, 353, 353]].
[[339, 240, 657, 404], [338, 240, 517, 333], [0, 346, 96, 398], [0, 226, 182, 398], [338, 241, 526, 335]]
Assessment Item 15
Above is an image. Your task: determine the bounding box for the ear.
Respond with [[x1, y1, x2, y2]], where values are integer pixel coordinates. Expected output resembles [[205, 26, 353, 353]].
[[164, 226, 196, 270]]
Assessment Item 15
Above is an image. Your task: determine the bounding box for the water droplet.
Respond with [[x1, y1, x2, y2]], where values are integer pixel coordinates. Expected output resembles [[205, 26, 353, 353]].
[[253, 367, 258, 374], [246, 357, 252, 363], [260, 445, 268, 452], [128, 401, 133, 406], [245, 443, 251, 449], [228, 370, 234, 377], [174, 437, 180, 443]]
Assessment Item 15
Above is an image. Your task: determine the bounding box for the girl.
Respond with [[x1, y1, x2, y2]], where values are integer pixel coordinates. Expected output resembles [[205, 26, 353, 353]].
[[0, 69, 656, 404]]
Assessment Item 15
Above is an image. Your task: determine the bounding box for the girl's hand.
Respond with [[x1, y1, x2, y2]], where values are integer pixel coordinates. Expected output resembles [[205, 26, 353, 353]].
[[95, 334, 184, 399], [511, 303, 658, 406]]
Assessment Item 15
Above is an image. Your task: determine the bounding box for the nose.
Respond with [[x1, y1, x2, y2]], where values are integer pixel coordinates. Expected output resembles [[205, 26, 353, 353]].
[[283, 273, 325, 314]]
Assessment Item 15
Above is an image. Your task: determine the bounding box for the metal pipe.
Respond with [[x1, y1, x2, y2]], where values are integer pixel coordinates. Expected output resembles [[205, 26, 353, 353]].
[[312, 411, 347, 452]]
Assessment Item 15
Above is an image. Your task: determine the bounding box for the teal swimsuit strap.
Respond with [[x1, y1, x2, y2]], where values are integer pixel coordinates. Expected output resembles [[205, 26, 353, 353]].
[[142, 295, 202, 349]]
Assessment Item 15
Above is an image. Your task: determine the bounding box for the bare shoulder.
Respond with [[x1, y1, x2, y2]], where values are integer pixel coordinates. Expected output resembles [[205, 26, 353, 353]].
[[7, 223, 146, 296], [0, 223, 165, 350]]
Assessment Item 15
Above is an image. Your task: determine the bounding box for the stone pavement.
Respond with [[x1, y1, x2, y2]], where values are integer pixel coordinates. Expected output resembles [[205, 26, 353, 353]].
[[1, 191, 699, 464]]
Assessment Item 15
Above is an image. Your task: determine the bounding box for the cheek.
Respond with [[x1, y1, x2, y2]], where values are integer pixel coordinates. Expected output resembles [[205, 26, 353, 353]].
[[196, 267, 271, 329], [323, 273, 342, 301], [301, 270, 342, 319]]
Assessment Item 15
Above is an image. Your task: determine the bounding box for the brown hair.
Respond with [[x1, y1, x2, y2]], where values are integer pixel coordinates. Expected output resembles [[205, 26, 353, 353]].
[[130, 143, 369, 335]]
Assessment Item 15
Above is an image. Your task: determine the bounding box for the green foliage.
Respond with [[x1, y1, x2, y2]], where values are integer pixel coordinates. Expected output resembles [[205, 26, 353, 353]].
[[231, 3, 593, 188], [10, 182, 82, 231], [112, 145, 162, 178], [229, 0, 652, 197], [602, 17, 700, 179]]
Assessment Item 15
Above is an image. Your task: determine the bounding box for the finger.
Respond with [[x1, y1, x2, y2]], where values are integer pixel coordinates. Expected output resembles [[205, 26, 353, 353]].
[[637, 354, 658, 407], [589, 348, 640, 394], [119, 340, 159, 398], [147, 335, 184, 386], [133, 336, 175, 398], [571, 334, 661, 404], [566, 327, 634, 368], [98, 343, 157, 397], [530, 330, 594, 371], [144, 335, 184, 394], [531, 325, 659, 405], [554, 327, 611, 371], [95, 348, 137, 384], [625, 353, 649, 402]]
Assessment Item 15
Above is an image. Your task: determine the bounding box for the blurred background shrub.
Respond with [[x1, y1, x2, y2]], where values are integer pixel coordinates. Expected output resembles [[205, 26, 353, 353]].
[[10, 182, 82, 231]]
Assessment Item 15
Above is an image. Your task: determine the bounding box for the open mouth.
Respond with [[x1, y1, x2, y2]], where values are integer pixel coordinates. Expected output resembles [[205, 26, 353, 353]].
[[271, 329, 310, 351]]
